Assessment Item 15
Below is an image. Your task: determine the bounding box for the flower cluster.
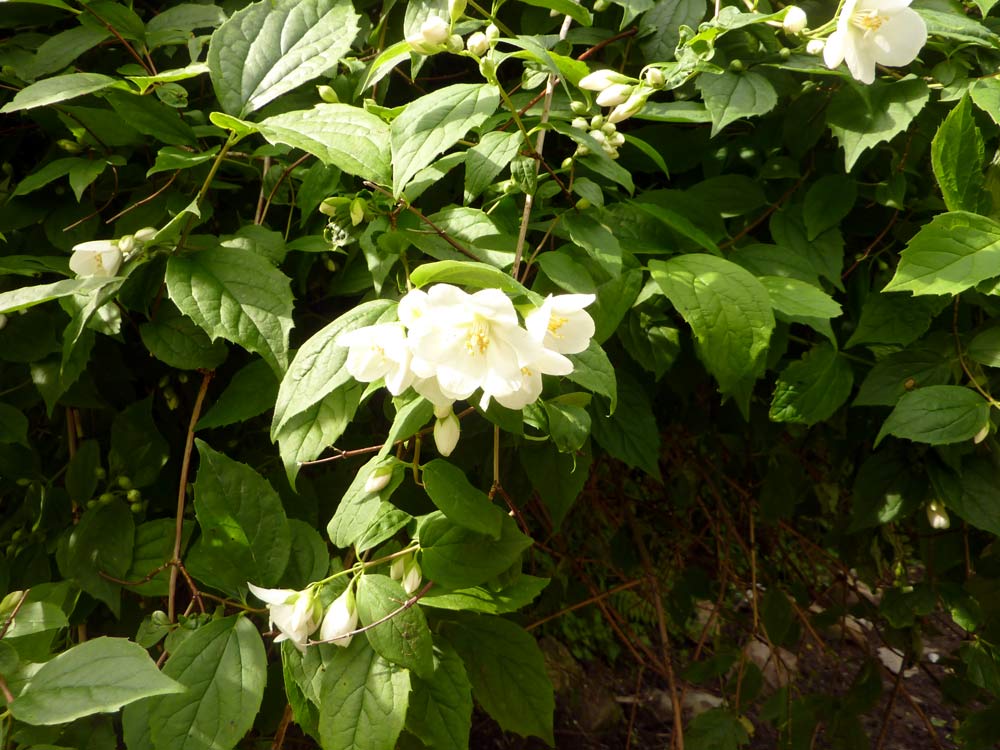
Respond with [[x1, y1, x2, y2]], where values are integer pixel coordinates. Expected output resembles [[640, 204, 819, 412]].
[[337, 284, 595, 456], [822, 0, 926, 84], [576, 68, 661, 127], [248, 582, 358, 652]]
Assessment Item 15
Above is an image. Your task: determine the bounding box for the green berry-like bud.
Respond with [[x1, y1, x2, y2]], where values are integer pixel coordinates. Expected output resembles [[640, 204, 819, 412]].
[[86, 499, 98, 509], [590, 115, 604, 129], [575, 198, 591, 210], [594, 0, 610, 10], [317, 85, 339, 103], [94, 466, 106, 480], [779, 47, 791, 60], [117, 476, 133, 490], [729, 59, 744, 72], [570, 100, 588, 115], [177, 372, 188, 384], [130, 502, 143, 514], [561, 156, 574, 169], [99, 492, 115, 505], [57, 138, 83, 154], [127, 489, 142, 502]]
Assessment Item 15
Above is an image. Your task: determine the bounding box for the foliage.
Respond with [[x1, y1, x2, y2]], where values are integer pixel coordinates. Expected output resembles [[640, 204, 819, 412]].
[[0, 0, 999, 748]]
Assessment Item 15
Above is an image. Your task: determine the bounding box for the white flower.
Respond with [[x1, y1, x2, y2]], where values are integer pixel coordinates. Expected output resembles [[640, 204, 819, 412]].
[[320, 586, 359, 647], [806, 39, 825, 55], [403, 285, 534, 404], [782, 6, 808, 34], [433, 406, 461, 456], [69, 240, 123, 278], [607, 89, 649, 123], [822, 0, 927, 85], [390, 553, 423, 595], [467, 31, 489, 56], [525, 294, 596, 355], [578, 69, 631, 92], [248, 583, 320, 653], [595, 83, 632, 108], [926, 501, 950, 530], [336, 322, 414, 396]]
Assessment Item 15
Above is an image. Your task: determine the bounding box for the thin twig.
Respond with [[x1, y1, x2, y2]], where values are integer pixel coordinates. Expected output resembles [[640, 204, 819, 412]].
[[0, 588, 30, 638], [168, 371, 213, 622], [526, 579, 642, 630]]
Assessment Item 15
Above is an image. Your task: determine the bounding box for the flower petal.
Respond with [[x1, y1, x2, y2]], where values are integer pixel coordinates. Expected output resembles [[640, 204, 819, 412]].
[[872, 9, 927, 66]]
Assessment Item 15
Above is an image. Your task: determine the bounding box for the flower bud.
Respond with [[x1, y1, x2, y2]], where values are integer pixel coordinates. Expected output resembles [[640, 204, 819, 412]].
[[364, 465, 393, 494], [643, 67, 666, 88], [607, 89, 649, 123], [608, 131, 625, 147], [484, 23, 500, 41], [594, 0, 610, 10], [446, 33, 464, 53], [571, 116, 589, 130], [601, 121, 617, 135], [466, 31, 489, 56], [434, 410, 461, 457], [134, 227, 157, 243], [570, 100, 588, 114], [806, 39, 825, 56], [578, 69, 631, 92], [595, 83, 632, 107], [782, 6, 808, 34], [317, 84, 339, 103], [926, 501, 950, 530], [449, 0, 467, 22], [320, 586, 358, 647], [421, 15, 450, 45], [589, 129, 607, 145], [974, 424, 989, 444], [390, 553, 423, 595], [349, 197, 367, 227]]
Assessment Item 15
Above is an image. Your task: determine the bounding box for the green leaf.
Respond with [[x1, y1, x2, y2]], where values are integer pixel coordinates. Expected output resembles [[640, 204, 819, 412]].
[[651, 255, 774, 395], [276, 385, 363, 485], [272, 299, 395, 438], [759, 276, 841, 342], [696, 71, 778, 137], [139, 303, 228, 370], [280, 519, 330, 590], [12, 157, 78, 198], [517, 0, 592, 25], [409, 260, 534, 299], [442, 613, 554, 744], [147, 145, 220, 177], [61, 503, 134, 616], [883, 212, 1000, 296], [0, 73, 125, 113], [328, 455, 407, 550], [970, 327, 1000, 368], [769, 344, 854, 425], [421, 575, 550, 614], [391, 83, 500, 196], [357, 574, 434, 679], [187, 440, 290, 594], [854, 348, 955, 407], [562, 211, 623, 277], [406, 206, 515, 268], [11, 638, 182, 725], [769, 208, 844, 290], [166, 246, 294, 375], [318, 639, 410, 750], [0, 278, 112, 315], [591, 369, 661, 479], [126, 519, 193, 597], [256, 104, 392, 185], [422, 459, 505, 538], [930, 458, 1000, 537], [378, 394, 434, 460], [419, 513, 532, 589], [827, 78, 930, 171], [686, 708, 751, 750], [521, 440, 591, 530], [1, 601, 68, 640], [106, 92, 199, 146], [406, 642, 473, 749], [932, 94, 987, 214], [566, 339, 618, 412], [147, 617, 266, 750], [0, 403, 27, 446], [875, 386, 990, 447], [640, 0, 706, 60], [465, 131, 522, 203], [197, 359, 278, 431], [846, 293, 947, 348], [208, 0, 360, 116], [803, 175, 857, 240], [126, 63, 212, 92], [632, 201, 721, 256]]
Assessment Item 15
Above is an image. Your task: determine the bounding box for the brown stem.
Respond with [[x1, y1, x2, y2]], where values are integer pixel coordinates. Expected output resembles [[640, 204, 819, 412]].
[[364, 182, 479, 261], [577, 27, 639, 61], [271, 704, 294, 749], [168, 371, 213, 622], [526, 578, 642, 630]]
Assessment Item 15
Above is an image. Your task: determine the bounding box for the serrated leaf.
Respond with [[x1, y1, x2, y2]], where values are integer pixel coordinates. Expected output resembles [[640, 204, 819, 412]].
[[932, 94, 987, 214], [883, 211, 1000, 296], [566, 340, 617, 411], [406, 642, 473, 749], [318, 639, 410, 750], [356, 574, 434, 679], [328, 455, 407, 550], [140, 302, 228, 370], [146, 617, 266, 750], [197, 359, 278, 431], [166, 246, 293, 375], [803, 175, 857, 240], [931, 458, 1000, 538], [640, 0, 706, 60], [651, 254, 774, 395], [854, 348, 954, 407], [188, 440, 291, 594], [61, 503, 134, 616], [464, 131, 522, 203], [846, 293, 947, 348], [12, 638, 182, 725], [876, 386, 990, 447], [391, 83, 500, 196], [827, 78, 930, 171], [591, 369, 661, 479], [696, 71, 778, 137], [125, 518, 193, 597], [442, 613, 554, 745], [419, 513, 532, 589], [272, 299, 395, 438], [256, 104, 392, 185], [769, 344, 854, 425], [208, 0, 360, 116], [421, 575, 550, 614]]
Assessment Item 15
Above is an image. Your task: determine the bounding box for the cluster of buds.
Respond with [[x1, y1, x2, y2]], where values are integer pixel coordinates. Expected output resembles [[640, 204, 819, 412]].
[[391, 552, 423, 595], [69, 227, 156, 278], [407, 15, 462, 54], [570, 113, 625, 160], [576, 67, 662, 128], [248, 581, 359, 652]]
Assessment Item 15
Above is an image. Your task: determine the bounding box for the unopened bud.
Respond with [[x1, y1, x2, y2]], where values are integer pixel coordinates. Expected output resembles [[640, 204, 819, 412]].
[[578, 69, 631, 92], [466, 31, 489, 56], [975, 424, 990, 444], [446, 33, 464, 53], [0, 314, 7, 332], [485, 23, 500, 41], [449, 0, 467, 22], [570, 100, 588, 114], [317, 85, 339, 103], [433, 410, 461, 457], [571, 116, 589, 130], [596, 83, 632, 107], [421, 15, 450, 45], [607, 89, 650, 124], [806, 39, 825, 56], [118, 235, 135, 254], [134, 227, 157, 243], [926, 501, 950, 530], [643, 67, 666, 88], [782, 6, 808, 34], [364, 466, 393, 494], [349, 197, 366, 227]]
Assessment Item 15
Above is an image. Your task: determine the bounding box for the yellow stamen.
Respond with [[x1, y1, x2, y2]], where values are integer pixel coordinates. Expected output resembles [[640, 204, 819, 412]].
[[465, 320, 490, 355], [852, 10, 884, 32], [547, 315, 568, 337]]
